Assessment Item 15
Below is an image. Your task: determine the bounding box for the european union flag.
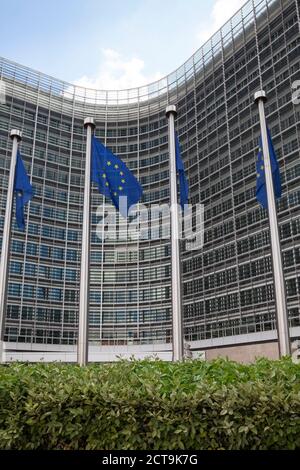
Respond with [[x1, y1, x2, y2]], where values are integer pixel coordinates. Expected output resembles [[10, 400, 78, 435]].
[[91, 136, 143, 217], [13, 150, 34, 230], [175, 133, 189, 210], [256, 127, 281, 209]]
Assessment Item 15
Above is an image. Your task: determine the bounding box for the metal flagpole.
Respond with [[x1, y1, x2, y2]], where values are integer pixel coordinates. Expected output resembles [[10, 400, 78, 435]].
[[254, 90, 291, 357], [166, 105, 184, 361], [77, 117, 95, 366], [0, 129, 22, 362]]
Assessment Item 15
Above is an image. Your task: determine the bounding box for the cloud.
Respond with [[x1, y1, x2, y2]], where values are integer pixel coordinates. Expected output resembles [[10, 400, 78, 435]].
[[73, 48, 162, 91], [196, 0, 246, 44], [69, 1, 246, 94]]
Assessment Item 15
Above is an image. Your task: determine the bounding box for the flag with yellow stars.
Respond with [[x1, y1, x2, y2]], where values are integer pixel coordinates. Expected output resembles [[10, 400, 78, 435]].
[[175, 132, 188, 210], [91, 136, 143, 217], [256, 127, 281, 209], [14, 150, 34, 230]]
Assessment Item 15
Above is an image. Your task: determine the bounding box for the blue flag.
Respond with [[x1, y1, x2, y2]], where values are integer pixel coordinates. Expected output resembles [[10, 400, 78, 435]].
[[91, 136, 143, 217], [13, 151, 34, 230], [256, 127, 281, 209], [175, 133, 189, 210]]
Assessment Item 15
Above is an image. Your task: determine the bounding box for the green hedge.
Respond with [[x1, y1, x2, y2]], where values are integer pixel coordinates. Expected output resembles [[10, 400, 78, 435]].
[[0, 358, 300, 450]]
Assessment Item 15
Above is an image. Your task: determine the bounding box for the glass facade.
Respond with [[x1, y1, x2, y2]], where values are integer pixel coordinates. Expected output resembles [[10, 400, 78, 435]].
[[0, 0, 300, 350]]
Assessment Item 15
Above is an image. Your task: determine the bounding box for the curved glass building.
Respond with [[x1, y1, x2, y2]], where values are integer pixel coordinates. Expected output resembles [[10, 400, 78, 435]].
[[1, 0, 300, 361]]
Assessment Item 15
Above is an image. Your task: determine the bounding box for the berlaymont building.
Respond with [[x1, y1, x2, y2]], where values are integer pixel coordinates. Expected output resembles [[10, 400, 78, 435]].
[[0, 0, 300, 362]]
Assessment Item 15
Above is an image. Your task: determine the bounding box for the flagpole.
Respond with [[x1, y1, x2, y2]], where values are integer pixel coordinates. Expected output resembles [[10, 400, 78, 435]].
[[254, 90, 291, 357], [77, 117, 95, 366], [0, 129, 22, 362], [166, 105, 184, 361]]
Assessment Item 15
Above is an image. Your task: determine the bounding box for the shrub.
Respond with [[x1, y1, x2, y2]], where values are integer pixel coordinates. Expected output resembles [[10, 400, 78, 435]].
[[0, 358, 299, 449]]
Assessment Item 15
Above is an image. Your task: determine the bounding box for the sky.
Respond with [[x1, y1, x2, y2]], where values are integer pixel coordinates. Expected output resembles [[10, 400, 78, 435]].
[[0, 0, 246, 90]]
